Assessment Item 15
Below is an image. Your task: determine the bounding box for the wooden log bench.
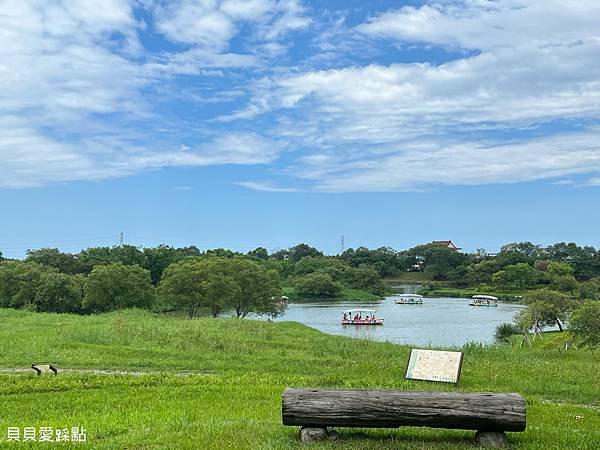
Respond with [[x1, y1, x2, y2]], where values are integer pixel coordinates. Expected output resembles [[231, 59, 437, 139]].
[[282, 388, 526, 447]]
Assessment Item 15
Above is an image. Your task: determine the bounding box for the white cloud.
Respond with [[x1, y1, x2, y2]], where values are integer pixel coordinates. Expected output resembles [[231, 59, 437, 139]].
[[357, 0, 600, 52], [0, 122, 281, 188], [0, 119, 101, 188], [236, 180, 299, 192], [293, 131, 600, 192], [154, 0, 309, 49], [227, 0, 600, 191], [126, 133, 281, 168], [261, 0, 311, 41], [155, 0, 236, 50], [3, 0, 599, 193], [0, 0, 309, 188], [243, 43, 600, 139], [220, 0, 275, 21], [146, 48, 258, 76], [0, 0, 142, 119]]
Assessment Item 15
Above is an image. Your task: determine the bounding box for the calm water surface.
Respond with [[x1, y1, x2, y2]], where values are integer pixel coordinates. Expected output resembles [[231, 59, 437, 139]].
[[270, 295, 524, 347]]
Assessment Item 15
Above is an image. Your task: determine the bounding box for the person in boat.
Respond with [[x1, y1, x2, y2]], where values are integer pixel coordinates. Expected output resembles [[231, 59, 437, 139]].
[[343, 313, 348, 320], [365, 314, 370, 321], [353, 314, 359, 321]]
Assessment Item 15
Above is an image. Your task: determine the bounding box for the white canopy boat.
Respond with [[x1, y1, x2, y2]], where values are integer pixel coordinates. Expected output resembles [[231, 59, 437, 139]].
[[394, 294, 424, 305], [469, 295, 498, 307]]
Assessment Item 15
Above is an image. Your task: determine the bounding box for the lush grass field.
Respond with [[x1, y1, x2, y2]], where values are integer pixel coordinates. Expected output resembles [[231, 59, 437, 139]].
[[0, 308, 598, 449]]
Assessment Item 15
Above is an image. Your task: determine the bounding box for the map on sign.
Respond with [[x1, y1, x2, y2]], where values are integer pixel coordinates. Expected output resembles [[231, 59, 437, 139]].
[[405, 349, 463, 384]]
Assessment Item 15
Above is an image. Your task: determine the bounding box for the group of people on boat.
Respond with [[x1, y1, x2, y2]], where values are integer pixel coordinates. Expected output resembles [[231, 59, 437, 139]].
[[343, 312, 377, 321]]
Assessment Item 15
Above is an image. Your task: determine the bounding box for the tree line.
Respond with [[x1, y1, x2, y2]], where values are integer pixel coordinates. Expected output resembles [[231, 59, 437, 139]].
[[0, 241, 599, 324]]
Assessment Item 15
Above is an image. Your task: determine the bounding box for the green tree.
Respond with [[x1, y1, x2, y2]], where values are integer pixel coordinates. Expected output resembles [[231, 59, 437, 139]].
[[294, 271, 342, 298], [499, 242, 542, 264], [273, 244, 323, 262], [0, 261, 56, 309], [225, 259, 281, 318], [83, 263, 154, 313], [546, 261, 575, 278], [413, 246, 469, 281], [545, 262, 578, 293], [492, 263, 537, 289], [293, 256, 345, 281], [77, 247, 113, 273], [142, 245, 200, 285], [341, 246, 407, 277], [158, 257, 281, 318], [522, 289, 578, 332], [34, 272, 84, 313], [143, 245, 179, 285], [545, 242, 600, 280], [0, 261, 83, 312], [579, 277, 600, 300], [570, 302, 600, 351], [552, 275, 579, 294], [0, 261, 24, 307], [342, 266, 385, 295], [515, 301, 548, 334], [110, 245, 147, 267], [466, 259, 503, 285], [25, 248, 80, 274], [246, 247, 269, 260], [158, 258, 212, 318]]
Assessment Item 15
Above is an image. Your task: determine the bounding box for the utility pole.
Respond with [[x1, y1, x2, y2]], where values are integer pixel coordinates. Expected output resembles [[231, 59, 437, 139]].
[[341, 235, 345, 254], [119, 232, 123, 246]]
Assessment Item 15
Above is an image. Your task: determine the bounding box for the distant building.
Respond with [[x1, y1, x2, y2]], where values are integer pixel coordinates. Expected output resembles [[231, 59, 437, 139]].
[[430, 240, 462, 252]]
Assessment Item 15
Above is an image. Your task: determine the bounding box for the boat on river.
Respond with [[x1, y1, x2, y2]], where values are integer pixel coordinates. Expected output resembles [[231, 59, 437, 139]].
[[341, 308, 384, 325], [469, 295, 498, 307], [394, 294, 423, 305]]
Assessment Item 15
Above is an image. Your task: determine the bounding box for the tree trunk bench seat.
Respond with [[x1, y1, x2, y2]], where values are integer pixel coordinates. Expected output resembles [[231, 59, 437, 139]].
[[282, 388, 526, 447]]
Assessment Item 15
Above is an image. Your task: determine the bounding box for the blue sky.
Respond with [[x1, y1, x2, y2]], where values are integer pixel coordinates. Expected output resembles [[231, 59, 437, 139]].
[[1, 0, 599, 258]]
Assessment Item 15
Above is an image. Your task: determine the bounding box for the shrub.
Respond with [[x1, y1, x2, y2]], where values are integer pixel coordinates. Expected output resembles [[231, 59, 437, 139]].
[[294, 271, 342, 298], [495, 322, 521, 342]]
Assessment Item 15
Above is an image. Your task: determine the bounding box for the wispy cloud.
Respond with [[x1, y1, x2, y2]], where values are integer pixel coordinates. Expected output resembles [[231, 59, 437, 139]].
[[293, 131, 600, 192], [0, 0, 309, 188], [236, 181, 299, 192], [228, 0, 600, 191], [2, 0, 600, 193]]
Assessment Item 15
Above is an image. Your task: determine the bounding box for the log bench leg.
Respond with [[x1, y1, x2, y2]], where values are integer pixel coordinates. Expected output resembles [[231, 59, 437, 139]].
[[299, 427, 338, 444], [475, 430, 509, 448], [299, 427, 509, 447]]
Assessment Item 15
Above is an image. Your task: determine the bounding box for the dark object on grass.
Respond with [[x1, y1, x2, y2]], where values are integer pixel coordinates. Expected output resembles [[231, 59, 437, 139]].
[[31, 364, 58, 375], [282, 388, 526, 447]]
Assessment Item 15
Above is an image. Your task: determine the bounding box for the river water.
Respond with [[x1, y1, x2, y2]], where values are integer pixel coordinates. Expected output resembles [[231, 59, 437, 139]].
[[268, 291, 524, 347]]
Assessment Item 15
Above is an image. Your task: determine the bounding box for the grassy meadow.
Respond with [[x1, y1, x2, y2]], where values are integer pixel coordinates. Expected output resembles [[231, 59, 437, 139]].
[[0, 308, 599, 449]]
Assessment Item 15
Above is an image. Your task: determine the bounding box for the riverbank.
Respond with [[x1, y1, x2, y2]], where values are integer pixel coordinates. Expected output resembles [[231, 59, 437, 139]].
[[282, 286, 383, 302], [0, 308, 598, 449], [417, 286, 528, 301]]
